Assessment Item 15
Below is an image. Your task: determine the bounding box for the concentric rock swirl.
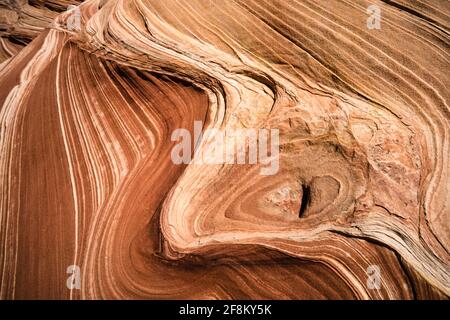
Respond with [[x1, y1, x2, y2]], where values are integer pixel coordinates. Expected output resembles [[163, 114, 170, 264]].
[[0, 0, 449, 299]]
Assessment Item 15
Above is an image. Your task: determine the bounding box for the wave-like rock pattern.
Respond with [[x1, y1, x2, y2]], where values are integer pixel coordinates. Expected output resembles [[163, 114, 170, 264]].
[[0, 1, 83, 62], [0, 0, 449, 299]]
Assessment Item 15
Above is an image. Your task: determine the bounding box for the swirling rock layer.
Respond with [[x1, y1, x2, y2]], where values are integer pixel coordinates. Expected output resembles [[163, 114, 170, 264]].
[[0, 0, 449, 299]]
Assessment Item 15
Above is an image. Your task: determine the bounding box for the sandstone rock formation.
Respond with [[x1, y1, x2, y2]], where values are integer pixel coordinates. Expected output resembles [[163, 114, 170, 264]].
[[0, 1, 83, 61], [0, 0, 449, 299]]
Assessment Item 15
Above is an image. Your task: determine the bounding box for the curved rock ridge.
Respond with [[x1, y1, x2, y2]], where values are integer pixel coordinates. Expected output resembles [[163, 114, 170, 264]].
[[0, 1, 84, 62], [0, 0, 449, 299]]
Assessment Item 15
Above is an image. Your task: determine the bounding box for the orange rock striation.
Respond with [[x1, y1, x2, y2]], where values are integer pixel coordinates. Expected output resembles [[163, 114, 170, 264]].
[[0, 0, 448, 299]]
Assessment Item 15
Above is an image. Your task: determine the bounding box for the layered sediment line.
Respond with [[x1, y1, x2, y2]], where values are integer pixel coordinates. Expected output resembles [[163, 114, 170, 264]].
[[0, 0, 448, 299]]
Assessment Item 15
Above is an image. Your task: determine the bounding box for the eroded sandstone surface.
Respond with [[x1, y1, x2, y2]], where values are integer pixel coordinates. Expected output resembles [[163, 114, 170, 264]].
[[0, 0, 448, 299]]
